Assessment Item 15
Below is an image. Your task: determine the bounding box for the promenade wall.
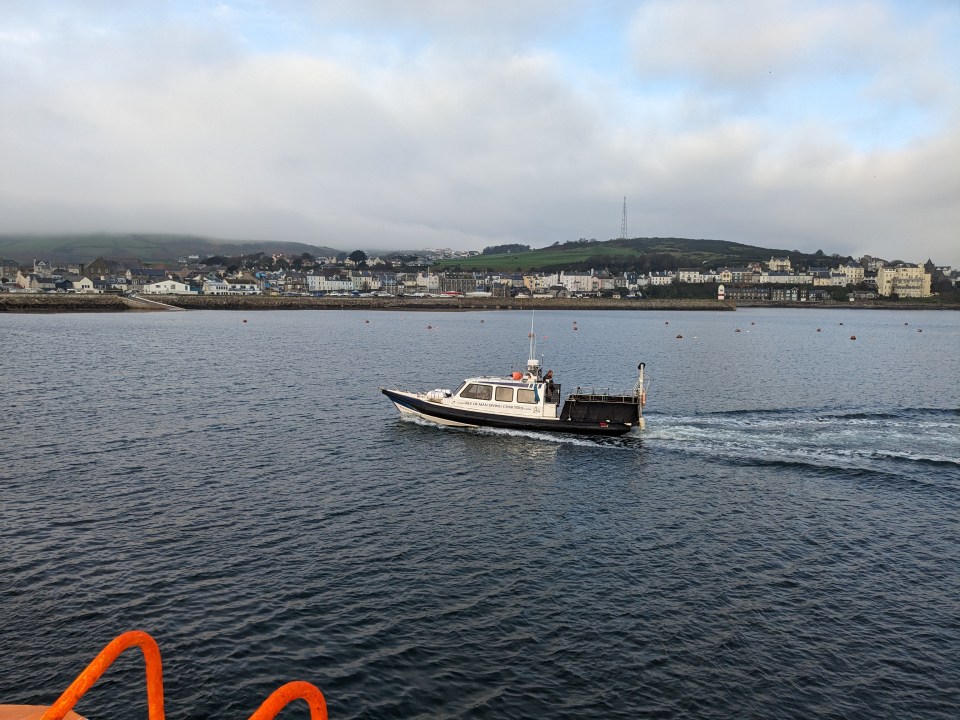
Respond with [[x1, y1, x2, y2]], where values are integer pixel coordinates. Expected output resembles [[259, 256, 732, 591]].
[[3, 293, 956, 313]]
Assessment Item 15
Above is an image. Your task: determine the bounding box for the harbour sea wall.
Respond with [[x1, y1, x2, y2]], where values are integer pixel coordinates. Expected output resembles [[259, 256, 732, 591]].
[[2, 294, 958, 312], [1, 295, 736, 312]]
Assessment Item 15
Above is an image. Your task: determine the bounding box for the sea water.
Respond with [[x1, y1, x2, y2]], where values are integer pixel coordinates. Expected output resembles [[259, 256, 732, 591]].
[[1, 308, 958, 719]]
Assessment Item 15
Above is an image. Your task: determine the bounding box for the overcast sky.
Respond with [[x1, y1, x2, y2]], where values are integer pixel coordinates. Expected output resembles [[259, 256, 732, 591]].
[[2, 1, 958, 264]]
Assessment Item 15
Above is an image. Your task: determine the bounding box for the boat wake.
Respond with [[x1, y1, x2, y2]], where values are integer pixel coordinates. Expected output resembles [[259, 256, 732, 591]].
[[396, 408, 960, 487], [644, 407, 960, 487]]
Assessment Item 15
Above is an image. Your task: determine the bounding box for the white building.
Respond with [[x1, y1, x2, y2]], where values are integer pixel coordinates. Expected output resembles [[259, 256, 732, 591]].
[[141, 280, 197, 295], [559, 271, 598, 294], [836, 262, 865, 285], [647, 271, 676, 286], [306, 274, 354, 293], [876, 264, 931, 297], [69, 276, 97, 293]]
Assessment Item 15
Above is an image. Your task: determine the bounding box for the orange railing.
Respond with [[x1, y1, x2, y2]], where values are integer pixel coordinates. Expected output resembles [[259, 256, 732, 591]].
[[39, 630, 327, 720]]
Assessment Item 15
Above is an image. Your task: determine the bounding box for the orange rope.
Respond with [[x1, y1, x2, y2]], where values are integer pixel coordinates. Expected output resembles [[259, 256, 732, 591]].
[[247, 681, 327, 720], [39, 631, 326, 720], [41, 630, 165, 720]]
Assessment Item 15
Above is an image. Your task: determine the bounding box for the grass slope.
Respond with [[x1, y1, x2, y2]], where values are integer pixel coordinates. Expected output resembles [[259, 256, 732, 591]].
[[434, 237, 835, 272]]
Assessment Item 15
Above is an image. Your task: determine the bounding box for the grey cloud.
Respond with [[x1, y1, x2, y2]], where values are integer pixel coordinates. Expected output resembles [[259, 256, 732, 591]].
[[0, 1, 958, 266]]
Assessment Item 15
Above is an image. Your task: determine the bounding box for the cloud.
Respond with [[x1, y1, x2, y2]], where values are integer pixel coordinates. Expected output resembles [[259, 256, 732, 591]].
[[0, 1, 958, 265]]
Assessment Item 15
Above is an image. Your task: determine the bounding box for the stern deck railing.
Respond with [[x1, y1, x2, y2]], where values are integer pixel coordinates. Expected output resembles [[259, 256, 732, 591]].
[[38, 630, 326, 720]]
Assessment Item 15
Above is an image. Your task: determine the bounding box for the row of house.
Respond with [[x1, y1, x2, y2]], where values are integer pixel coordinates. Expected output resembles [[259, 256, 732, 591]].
[[2, 255, 946, 299], [647, 258, 938, 298]]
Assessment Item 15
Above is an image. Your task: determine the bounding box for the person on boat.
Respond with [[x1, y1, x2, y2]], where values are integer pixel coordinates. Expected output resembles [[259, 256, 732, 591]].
[[544, 370, 554, 385]]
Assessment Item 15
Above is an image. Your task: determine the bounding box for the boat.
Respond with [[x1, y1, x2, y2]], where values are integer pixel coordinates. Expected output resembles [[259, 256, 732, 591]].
[[381, 322, 647, 437]]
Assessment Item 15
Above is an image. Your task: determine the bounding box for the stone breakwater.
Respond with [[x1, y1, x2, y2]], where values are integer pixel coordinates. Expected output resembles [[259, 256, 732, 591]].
[[0, 294, 736, 312], [4, 294, 955, 313], [136, 296, 738, 311], [0, 294, 133, 312]]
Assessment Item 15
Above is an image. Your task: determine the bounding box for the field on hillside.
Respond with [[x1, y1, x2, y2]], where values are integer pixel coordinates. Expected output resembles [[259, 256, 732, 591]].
[[433, 237, 815, 272]]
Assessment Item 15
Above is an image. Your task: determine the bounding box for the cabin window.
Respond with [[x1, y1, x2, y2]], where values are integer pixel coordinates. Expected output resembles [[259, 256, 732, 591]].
[[495, 387, 514, 402], [460, 383, 493, 401], [516, 389, 537, 404]]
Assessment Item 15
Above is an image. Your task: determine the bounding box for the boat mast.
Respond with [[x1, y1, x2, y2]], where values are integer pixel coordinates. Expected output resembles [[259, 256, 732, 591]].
[[528, 310, 536, 361], [526, 311, 541, 379]]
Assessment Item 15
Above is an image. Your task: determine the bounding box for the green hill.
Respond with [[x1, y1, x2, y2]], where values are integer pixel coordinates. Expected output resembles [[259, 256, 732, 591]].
[[0, 233, 342, 265], [434, 237, 840, 273]]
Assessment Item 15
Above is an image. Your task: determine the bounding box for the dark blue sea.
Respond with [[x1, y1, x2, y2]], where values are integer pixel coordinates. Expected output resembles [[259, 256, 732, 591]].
[[2, 308, 958, 719]]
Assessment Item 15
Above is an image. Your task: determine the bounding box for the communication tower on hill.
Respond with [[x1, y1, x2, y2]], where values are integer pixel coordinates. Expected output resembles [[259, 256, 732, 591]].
[[620, 196, 628, 240]]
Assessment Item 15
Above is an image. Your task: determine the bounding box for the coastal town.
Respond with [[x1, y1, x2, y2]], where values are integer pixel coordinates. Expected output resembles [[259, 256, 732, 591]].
[[1, 249, 955, 304]]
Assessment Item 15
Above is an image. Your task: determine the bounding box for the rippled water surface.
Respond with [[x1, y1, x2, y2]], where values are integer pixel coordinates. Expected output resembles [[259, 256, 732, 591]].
[[2, 308, 958, 719]]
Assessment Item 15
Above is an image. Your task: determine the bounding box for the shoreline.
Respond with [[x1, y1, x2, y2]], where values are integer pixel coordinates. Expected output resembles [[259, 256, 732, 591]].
[[1, 294, 957, 313]]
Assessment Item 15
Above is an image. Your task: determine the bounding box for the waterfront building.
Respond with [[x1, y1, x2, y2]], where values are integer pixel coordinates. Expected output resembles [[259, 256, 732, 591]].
[[876, 264, 931, 297], [559, 271, 599, 294], [647, 271, 676, 286], [677, 268, 704, 283], [306, 273, 353, 294], [523, 273, 559, 294], [14, 271, 57, 291], [836, 262, 865, 285], [141, 280, 198, 295], [719, 268, 762, 284], [69, 276, 96, 293]]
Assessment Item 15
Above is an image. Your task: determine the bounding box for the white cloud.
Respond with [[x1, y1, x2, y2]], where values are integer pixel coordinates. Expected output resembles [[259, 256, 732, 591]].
[[0, 0, 957, 265]]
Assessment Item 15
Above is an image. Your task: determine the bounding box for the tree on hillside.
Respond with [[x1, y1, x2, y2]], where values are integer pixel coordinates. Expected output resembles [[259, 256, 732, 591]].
[[482, 243, 530, 255], [348, 250, 368, 266]]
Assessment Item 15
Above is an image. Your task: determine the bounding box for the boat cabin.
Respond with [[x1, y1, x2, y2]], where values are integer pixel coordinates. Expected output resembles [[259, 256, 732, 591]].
[[449, 375, 563, 418]]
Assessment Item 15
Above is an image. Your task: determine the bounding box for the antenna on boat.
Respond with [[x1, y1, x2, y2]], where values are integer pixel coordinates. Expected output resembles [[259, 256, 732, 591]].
[[526, 310, 541, 380], [528, 310, 536, 360]]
